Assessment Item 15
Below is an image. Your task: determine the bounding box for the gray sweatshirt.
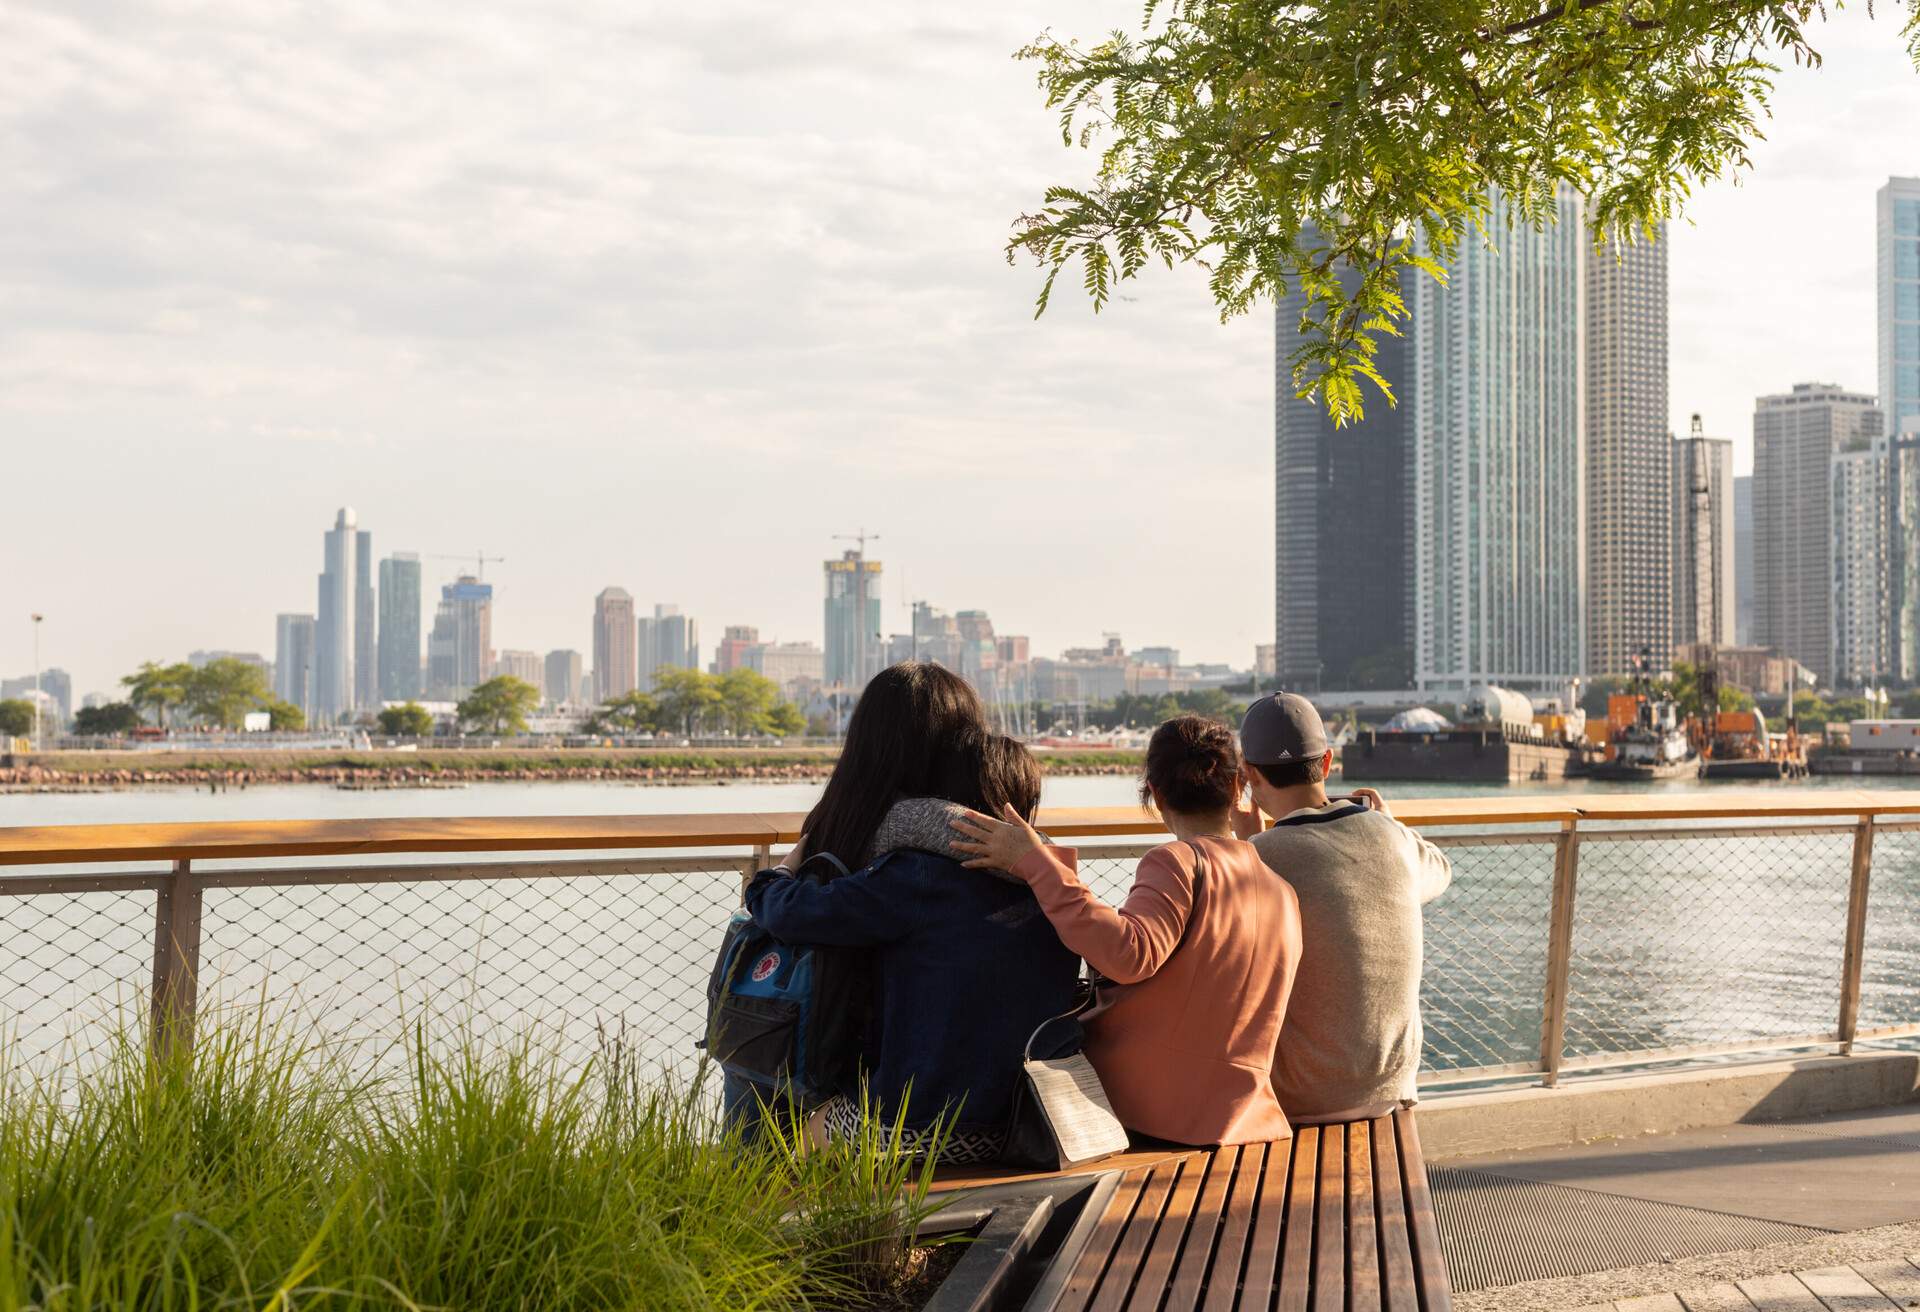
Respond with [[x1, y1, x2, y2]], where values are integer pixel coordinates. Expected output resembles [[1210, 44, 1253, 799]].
[[1249, 799, 1452, 1122], [864, 797, 1027, 882]]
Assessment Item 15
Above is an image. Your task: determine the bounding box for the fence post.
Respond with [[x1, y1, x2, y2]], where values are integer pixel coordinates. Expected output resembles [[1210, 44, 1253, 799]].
[[1838, 815, 1876, 1055], [1539, 819, 1581, 1088], [149, 858, 204, 1061]]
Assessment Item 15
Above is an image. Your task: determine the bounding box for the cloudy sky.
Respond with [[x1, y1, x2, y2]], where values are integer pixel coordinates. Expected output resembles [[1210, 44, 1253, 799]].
[[4, 1, 1918, 698]]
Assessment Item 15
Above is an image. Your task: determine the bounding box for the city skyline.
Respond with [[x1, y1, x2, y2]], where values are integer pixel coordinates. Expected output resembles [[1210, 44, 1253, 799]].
[[7, 5, 1920, 698]]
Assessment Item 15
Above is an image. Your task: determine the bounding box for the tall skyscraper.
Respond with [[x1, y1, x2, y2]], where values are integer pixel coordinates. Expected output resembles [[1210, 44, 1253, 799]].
[[1670, 418, 1736, 650], [1586, 230, 1671, 678], [353, 527, 376, 710], [313, 508, 359, 723], [274, 613, 316, 717], [1891, 418, 1920, 680], [1831, 437, 1889, 684], [377, 553, 422, 703], [1273, 248, 1412, 690], [1877, 178, 1920, 435], [1412, 186, 1587, 693], [544, 649, 583, 707], [592, 587, 637, 702], [824, 550, 883, 688], [1734, 475, 1755, 646], [1878, 181, 1920, 679], [1752, 382, 1882, 682], [637, 604, 699, 691], [426, 576, 493, 699]]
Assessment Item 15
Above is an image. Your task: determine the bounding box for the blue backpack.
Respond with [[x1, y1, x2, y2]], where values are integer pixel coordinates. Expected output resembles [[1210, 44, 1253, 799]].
[[702, 852, 869, 1106]]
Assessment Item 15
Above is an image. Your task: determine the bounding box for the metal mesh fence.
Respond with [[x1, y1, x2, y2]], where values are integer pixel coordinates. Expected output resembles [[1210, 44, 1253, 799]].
[[1564, 827, 1853, 1061], [1861, 824, 1920, 1034], [196, 860, 747, 1083], [1420, 837, 1556, 1075], [4, 818, 1919, 1091], [0, 885, 155, 1073]]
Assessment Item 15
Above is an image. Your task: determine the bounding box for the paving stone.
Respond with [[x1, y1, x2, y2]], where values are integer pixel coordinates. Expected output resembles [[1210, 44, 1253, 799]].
[[1853, 1260, 1920, 1309], [1680, 1283, 1762, 1312], [1795, 1266, 1899, 1310], [1737, 1273, 1826, 1311]]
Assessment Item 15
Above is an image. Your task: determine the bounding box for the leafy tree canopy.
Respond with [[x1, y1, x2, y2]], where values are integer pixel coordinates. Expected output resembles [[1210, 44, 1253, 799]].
[[122, 661, 193, 727], [264, 698, 307, 732], [72, 702, 144, 736], [586, 690, 662, 736], [1012, 0, 1920, 421], [457, 677, 542, 736], [0, 699, 33, 738], [376, 702, 435, 737], [185, 658, 273, 730]]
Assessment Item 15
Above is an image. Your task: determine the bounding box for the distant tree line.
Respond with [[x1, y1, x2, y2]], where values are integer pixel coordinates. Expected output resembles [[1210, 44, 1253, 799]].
[[64, 660, 307, 737], [585, 668, 805, 739]]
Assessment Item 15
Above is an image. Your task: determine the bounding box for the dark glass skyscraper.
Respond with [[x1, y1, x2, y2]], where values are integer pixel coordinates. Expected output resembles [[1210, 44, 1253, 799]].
[[1272, 259, 1411, 690]]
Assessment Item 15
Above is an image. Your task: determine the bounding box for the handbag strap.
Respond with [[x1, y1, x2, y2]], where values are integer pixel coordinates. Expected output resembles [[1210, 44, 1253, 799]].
[[1022, 838, 1210, 1062]]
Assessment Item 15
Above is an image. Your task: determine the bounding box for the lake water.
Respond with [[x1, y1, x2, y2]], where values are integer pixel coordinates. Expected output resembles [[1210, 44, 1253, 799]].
[[3, 774, 1917, 1088]]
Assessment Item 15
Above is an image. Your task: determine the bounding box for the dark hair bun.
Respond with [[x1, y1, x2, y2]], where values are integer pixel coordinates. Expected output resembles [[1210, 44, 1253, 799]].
[[1140, 714, 1241, 815]]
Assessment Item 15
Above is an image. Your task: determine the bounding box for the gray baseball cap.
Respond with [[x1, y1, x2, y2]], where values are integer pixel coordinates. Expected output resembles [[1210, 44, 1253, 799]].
[[1239, 693, 1329, 765]]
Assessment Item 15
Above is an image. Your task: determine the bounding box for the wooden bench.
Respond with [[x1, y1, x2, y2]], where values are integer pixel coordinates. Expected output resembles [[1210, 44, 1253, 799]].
[[937, 1109, 1451, 1310]]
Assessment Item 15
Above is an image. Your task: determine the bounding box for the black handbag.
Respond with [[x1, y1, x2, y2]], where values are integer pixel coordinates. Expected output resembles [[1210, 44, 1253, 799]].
[[1001, 987, 1131, 1170]]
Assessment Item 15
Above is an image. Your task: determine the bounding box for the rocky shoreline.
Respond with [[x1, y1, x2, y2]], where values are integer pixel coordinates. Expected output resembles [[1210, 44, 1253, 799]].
[[0, 757, 1144, 792]]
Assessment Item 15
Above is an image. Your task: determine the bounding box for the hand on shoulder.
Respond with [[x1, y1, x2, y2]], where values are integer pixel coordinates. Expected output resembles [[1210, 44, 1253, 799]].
[[949, 803, 1047, 876]]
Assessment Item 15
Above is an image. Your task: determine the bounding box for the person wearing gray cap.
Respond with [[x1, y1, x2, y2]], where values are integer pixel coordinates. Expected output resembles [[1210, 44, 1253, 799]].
[[1230, 693, 1452, 1123]]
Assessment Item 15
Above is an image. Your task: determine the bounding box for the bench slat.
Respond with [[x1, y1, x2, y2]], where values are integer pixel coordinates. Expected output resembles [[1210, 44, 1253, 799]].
[[1167, 1145, 1241, 1312], [1395, 1108, 1452, 1312], [1089, 1158, 1183, 1312], [1373, 1113, 1420, 1312], [1131, 1154, 1209, 1308], [1242, 1129, 1302, 1309], [1314, 1124, 1347, 1312], [1274, 1127, 1317, 1312], [1055, 1165, 1152, 1312], [1200, 1142, 1268, 1312], [1348, 1118, 1382, 1312]]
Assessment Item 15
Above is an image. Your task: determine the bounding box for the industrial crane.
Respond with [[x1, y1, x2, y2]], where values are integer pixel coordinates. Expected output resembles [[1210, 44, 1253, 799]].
[[423, 551, 506, 580]]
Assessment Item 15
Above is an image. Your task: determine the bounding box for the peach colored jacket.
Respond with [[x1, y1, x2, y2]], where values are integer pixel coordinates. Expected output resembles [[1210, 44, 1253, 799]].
[[1011, 835, 1302, 1146]]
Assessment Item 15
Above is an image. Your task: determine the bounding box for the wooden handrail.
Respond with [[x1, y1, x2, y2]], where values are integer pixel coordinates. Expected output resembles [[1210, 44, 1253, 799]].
[[6, 790, 1920, 866]]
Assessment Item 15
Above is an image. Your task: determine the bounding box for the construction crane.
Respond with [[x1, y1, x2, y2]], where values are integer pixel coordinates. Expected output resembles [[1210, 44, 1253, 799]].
[[423, 551, 506, 580]]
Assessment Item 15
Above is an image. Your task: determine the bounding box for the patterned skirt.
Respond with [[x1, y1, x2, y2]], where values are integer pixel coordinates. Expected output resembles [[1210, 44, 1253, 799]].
[[819, 1096, 1007, 1166]]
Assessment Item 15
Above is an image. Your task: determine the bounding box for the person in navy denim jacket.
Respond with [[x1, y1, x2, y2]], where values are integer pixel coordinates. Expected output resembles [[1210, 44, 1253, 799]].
[[739, 665, 1077, 1163]]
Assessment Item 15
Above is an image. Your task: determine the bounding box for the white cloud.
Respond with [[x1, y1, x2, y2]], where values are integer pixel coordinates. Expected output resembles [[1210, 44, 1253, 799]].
[[1, 0, 1913, 692]]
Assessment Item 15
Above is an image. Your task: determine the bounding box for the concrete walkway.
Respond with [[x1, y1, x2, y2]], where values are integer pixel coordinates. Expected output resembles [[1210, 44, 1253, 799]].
[[1436, 1103, 1920, 1309], [1575, 1257, 1920, 1310]]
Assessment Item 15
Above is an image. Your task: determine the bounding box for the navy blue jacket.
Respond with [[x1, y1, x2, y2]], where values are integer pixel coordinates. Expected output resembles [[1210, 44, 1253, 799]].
[[745, 848, 1079, 1137]]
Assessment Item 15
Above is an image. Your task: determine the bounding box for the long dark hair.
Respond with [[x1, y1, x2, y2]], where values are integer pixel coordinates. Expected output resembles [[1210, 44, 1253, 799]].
[[803, 662, 989, 869]]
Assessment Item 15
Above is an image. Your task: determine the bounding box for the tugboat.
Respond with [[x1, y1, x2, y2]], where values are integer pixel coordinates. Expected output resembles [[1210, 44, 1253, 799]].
[[1695, 665, 1808, 780], [1591, 648, 1698, 781]]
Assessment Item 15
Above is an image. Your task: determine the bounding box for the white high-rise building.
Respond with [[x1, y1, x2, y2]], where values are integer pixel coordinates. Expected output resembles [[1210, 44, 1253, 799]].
[[274, 613, 316, 719], [1586, 229, 1671, 678], [313, 508, 359, 723], [1671, 418, 1736, 650], [1832, 438, 1890, 685], [1753, 383, 1882, 683], [1412, 185, 1587, 692]]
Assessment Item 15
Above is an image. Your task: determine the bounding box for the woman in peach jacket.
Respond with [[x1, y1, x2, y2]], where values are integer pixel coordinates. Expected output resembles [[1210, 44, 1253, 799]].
[[952, 715, 1303, 1147]]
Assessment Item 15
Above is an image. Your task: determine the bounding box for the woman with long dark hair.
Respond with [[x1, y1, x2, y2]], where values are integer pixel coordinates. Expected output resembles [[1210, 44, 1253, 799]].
[[743, 663, 1078, 1163]]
